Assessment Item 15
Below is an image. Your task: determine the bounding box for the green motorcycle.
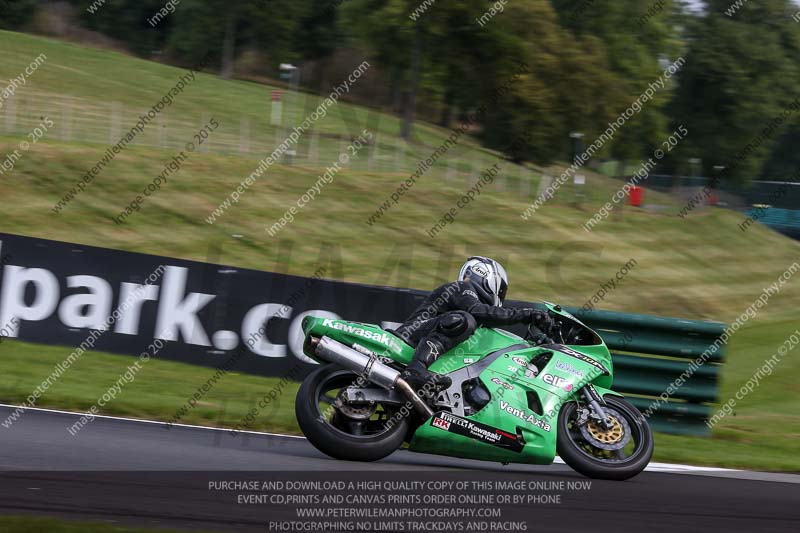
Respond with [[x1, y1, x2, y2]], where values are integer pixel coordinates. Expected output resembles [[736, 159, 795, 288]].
[[296, 302, 653, 480]]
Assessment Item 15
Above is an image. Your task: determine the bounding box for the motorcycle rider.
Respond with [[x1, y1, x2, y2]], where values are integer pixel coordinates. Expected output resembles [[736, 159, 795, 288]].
[[392, 256, 554, 392]]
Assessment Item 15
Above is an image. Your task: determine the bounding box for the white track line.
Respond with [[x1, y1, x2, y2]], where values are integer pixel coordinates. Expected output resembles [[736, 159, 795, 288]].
[[0, 403, 304, 439], [557, 456, 746, 473], [2, 403, 795, 481], [553, 456, 737, 472]]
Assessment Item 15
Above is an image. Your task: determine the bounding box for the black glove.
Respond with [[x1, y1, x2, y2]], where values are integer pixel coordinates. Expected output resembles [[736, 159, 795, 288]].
[[529, 309, 555, 335]]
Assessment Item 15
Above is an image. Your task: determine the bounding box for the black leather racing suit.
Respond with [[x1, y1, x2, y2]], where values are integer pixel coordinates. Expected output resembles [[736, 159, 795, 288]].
[[392, 280, 538, 370]]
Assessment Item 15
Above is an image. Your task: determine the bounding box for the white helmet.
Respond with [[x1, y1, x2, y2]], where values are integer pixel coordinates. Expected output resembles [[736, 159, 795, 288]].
[[458, 256, 508, 306]]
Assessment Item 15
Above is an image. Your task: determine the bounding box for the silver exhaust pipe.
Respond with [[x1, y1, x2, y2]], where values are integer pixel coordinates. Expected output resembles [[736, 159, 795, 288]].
[[313, 336, 434, 418]]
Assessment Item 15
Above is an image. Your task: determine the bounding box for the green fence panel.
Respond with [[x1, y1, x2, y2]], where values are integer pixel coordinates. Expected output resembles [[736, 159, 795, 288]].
[[612, 353, 721, 403], [625, 397, 713, 436], [562, 306, 726, 436]]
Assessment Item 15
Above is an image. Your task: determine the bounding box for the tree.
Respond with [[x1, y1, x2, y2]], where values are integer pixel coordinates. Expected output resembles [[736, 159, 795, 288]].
[[670, 0, 800, 181], [476, 0, 628, 164], [0, 0, 37, 30], [551, 0, 680, 164], [166, 0, 302, 75], [345, 0, 424, 139], [76, 0, 168, 56]]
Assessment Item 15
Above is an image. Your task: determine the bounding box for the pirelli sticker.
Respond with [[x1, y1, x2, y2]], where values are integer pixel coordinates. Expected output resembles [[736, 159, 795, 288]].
[[431, 412, 523, 453], [543, 344, 609, 375]]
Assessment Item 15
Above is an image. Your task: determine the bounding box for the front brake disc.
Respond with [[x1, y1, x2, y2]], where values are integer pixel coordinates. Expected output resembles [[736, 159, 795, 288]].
[[578, 408, 631, 450]]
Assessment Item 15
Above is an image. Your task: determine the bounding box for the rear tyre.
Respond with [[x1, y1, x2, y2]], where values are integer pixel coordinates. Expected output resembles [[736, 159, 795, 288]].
[[557, 396, 653, 481], [295, 364, 409, 462]]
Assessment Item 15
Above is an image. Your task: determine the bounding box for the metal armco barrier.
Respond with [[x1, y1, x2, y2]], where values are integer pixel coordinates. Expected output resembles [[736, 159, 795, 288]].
[[0, 233, 724, 436], [566, 307, 725, 436]]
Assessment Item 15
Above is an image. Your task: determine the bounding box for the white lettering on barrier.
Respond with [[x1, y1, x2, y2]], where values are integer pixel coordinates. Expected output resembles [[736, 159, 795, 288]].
[[58, 275, 113, 330], [114, 282, 159, 335], [1, 259, 390, 364], [155, 266, 215, 346], [241, 303, 292, 357], [0, 266, 60, 337]]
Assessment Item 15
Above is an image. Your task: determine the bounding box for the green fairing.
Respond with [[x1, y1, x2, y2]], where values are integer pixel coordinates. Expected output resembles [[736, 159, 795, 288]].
[[301, 304, 620, 466], [303, 316, 415, 363]]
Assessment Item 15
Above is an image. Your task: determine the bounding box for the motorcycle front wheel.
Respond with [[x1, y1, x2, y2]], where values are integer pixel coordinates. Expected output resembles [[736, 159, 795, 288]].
[[557, 396, 653, 480], [296, 364, 409, 462]]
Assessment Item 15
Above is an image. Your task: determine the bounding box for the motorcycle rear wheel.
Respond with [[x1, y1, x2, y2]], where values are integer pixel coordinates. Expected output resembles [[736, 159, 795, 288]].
[[296, 364, 409, 462], [557, 396, 653, 481]]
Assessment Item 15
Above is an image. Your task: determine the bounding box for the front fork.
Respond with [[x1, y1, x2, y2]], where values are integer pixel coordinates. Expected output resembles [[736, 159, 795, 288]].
[[580, 384, 613, 430]]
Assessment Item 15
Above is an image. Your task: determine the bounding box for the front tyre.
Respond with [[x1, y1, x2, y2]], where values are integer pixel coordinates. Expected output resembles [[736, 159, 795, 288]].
[[295, 364, 409, 462], [557, 396, 653, 481]]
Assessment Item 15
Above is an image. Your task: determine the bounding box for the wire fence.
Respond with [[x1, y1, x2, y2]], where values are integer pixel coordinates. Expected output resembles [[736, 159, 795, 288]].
[[0, 89, 544, 198]]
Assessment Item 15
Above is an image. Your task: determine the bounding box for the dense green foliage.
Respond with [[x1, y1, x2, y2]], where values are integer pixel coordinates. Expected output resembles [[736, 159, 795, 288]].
[[670, 0, 800, 181], [0, 0, 37, 29], [8, 0, 800, 176]]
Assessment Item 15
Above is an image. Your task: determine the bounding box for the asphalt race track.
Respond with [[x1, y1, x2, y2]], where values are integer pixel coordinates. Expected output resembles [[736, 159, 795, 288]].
[[0, 405, 798, 533]]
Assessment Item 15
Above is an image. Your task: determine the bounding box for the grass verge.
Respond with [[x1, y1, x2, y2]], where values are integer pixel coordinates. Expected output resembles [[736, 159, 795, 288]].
[[0, 339, 298, 436]]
